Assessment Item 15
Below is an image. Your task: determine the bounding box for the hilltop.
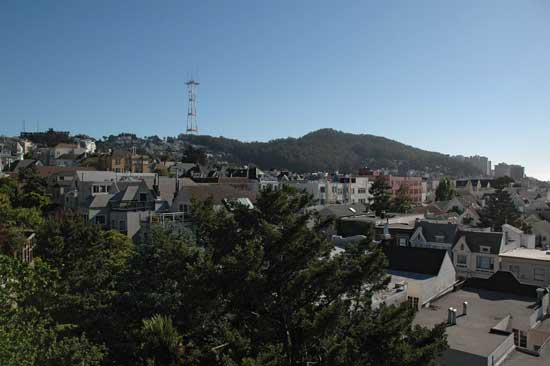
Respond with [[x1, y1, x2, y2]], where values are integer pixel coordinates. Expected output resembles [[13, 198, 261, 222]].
[[178, 129, 482, 176]]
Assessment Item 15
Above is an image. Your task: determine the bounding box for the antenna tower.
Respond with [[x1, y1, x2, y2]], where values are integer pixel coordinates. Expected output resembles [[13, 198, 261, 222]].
[[186, 80, 199, 134]]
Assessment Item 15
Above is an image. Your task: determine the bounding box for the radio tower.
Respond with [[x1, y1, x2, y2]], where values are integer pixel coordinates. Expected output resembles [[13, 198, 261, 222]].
[[186, 80, 199, 134]]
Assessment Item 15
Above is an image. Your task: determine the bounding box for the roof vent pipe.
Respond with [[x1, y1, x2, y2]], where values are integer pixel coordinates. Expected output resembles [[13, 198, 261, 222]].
[[447, 307, 453, 325], [463, 301, 468, 316]]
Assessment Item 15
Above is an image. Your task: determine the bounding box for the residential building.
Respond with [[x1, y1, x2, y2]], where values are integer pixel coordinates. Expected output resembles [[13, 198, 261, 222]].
[[414, 284, 550, 366], [384, 246, 457, 309], [531, 220, 550, 248], [452, 230, 507, 279], [409, 221, 459, 251], [288, 175, 371, 205], [98, 149, 151, 173], [500, 248, 550, 287], [387, 176, 427, 204]]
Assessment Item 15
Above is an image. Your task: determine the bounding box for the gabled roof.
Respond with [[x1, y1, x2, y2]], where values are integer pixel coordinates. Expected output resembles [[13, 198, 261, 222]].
[[414, 221, 459, 243], [54, 143, 78, 149], [383, 246, 447, 276], [455, 230, 503, 254]]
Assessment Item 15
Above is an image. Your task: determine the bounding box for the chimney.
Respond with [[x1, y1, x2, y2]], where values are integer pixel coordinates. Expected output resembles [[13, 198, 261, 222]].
[[536, 288, 546, 305], [447, 307, 453, 325], [463, 301, 468, 316]]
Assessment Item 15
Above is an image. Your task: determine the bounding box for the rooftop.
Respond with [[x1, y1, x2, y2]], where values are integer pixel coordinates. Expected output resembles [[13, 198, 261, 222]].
[[414, 287, 538, 357], [500, 248, 550, 262]]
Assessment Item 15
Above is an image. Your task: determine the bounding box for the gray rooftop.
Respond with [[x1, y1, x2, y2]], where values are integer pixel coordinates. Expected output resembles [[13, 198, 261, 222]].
[[502, 349, 550, 366], [414, 288, 538, 357]]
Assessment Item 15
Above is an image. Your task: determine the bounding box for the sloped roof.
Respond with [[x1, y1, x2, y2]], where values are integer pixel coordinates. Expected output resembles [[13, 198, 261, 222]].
[[415, 221, 459, 243], [181, 184, 257, 204], [13, 159, 38, 172], [121, 185, 138, 201], [90, 194, 113, 208], [36, 166, 95, 178], [383, 246, 447, 276], [455, 230, 503, 254]]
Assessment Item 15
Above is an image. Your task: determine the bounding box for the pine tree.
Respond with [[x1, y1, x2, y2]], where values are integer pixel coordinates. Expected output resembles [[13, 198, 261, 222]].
[[435, 177, 455, 202], [391, 185, 413, 213], [369, 175, 392, 217], [479, 188, 521, 231]]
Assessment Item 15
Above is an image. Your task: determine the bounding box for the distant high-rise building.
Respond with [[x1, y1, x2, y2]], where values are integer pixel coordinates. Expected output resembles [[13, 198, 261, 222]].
[[494, 163, 510, 178], [509, 165, 525, 181], [494, 163, 524, 180], [465, 155, 491, 175]]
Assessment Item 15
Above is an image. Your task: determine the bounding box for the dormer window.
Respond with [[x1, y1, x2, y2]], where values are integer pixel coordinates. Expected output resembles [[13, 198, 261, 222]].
[[460, 244, 464, 251], [434, 235, 445, 243], [480, 246, 491, 253]]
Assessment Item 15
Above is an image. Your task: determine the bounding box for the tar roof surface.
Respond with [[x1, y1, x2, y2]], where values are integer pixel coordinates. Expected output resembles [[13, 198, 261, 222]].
[[414, 288, 537, 357], [502, 349, 550, 366]]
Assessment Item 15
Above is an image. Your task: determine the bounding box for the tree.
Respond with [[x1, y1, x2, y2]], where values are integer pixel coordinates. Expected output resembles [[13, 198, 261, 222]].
[[34, 216, 133, 346], [493, 176, 514, 190], [139, 315, 185, 366], [479, 188, 521, 231], [369, 175, 392, 217], [435, 177, 455, 202], [183, 187, 447, 365], [0, 255, 105, 366], [391, 185, 412, 213]]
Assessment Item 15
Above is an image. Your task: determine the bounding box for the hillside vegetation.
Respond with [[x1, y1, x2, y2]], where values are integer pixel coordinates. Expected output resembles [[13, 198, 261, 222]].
[[181, 128, 481, 176]]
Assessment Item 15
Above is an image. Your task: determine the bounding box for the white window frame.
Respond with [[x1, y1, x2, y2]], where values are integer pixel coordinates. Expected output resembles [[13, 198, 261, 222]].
[[456, 254, 467, 267]]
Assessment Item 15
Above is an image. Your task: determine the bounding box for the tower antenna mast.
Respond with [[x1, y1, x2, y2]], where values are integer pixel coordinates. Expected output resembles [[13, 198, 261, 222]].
[[186, 79, 199, 134]]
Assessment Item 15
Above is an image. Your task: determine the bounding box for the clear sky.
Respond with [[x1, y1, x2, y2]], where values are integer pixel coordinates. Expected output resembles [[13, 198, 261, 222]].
[[1, 1, 549, 179]]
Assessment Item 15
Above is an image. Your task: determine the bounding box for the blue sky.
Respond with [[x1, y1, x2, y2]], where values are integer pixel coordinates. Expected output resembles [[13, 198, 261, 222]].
[[1, 1, 549, 179]]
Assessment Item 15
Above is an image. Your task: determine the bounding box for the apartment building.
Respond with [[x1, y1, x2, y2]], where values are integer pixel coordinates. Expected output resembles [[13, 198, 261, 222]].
[[98, 149, 151, 173]]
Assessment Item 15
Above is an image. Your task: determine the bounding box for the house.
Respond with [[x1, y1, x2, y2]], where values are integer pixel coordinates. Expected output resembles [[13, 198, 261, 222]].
[[49, 143, 86, 164], [531, 220, 550, 248], [383, 246, 457, 309], [452, 230, 506, 279], [98, 149, 151, 173], [12, 159, 43, 173], [414, 283, 550, 366], [409, 221, 459, 251], [500, 248, 550, 287], [171, 179, 257, 215]]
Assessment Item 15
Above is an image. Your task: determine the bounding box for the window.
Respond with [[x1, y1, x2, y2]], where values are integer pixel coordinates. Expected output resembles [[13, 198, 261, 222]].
[[179, 204, 184, 212], [476, 256, 494, 271], [359, 199, 365, 203], [139, 193, 147, 202], [513, 329, 519, 345], [399, 238, 407, 247], [534, 268, 545, 282], [456, 254, 467, 267], [95, 215, 106, 225], [520, 331, 527, 348], [115, 159, 121, 165], [332, 186, 337, 193], [480, 246, 491, 253], [460, 244, 464, 251], [320, 186, 326, 193], [183, 205, 189, 214], [92, 185, 107, 193], [434, 235, 445, 243], [119, 220, 126, 231], [509, 265, 520, 277], [358, 188, 366, 194], [407, 296, 419, 311]]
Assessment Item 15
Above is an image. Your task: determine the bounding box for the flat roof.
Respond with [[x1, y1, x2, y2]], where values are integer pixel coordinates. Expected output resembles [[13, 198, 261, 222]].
[[502, 349, 550, 366], [414, 288, 538, 357], [500, 248, 550, 262]]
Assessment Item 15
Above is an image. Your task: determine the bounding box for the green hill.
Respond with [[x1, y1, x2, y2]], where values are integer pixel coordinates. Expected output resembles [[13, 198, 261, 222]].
[[180, 129, 481, 176]]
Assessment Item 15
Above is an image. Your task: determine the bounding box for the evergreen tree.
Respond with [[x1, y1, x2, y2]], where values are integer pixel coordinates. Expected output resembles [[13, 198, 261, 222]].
[[435, 177, 455, 202], [479, 188, 521, 231], [391, 185, 412, 213], [369, 175, 392, 217]]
